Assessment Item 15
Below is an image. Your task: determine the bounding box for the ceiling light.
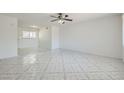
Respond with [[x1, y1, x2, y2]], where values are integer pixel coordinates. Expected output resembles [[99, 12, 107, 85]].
[[58, 20, 64, 24], [30, 25, 38, 28]]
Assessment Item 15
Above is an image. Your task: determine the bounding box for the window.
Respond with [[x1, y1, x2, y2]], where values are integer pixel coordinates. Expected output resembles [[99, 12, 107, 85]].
[[30, 32, 36, 38], [22, 31, 30, 38], [22, 31, 36, 39]]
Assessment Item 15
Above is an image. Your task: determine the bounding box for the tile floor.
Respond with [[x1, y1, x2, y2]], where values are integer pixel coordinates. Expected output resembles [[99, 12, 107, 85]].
[[0, 48, 124, 80]]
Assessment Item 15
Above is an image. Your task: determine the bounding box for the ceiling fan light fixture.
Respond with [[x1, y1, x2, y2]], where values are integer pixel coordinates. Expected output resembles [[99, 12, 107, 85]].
[[58, 20, 64, 24]]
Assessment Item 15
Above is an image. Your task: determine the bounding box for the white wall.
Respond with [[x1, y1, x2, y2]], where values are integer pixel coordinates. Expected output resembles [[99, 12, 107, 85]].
[[39, 27, 51, 49], [51, 26, 59, 49], [123, 14, 124, 61], [0, 15, 17, 59], [60, 15, 122, 59], [18, 28, 39, 48]]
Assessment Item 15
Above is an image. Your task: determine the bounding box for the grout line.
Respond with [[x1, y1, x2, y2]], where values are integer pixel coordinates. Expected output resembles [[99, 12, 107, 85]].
[[61, 50, 66, 80], [40, 54, 52, 80]]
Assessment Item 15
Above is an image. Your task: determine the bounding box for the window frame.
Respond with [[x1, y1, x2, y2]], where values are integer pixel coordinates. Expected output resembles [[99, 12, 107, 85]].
[[22, 31, 36, 39]]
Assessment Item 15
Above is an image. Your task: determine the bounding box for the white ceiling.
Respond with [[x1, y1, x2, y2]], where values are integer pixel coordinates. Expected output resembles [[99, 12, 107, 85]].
[[1, 13, 118, 28]]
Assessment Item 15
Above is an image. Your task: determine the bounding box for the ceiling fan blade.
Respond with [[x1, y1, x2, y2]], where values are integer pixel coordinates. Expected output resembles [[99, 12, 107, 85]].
[[50, 15, 58, 18], [58, 13, 62, 15], [51, 19, 59, 22], [64, 19, 73, 21]]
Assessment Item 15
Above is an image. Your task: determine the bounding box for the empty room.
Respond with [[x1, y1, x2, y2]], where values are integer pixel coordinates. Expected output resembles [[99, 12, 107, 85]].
[[0, 13, 123, 80]]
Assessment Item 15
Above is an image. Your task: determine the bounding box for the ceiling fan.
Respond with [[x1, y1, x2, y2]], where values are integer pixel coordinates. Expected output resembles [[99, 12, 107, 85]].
[[50, 13, 73, 24]]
